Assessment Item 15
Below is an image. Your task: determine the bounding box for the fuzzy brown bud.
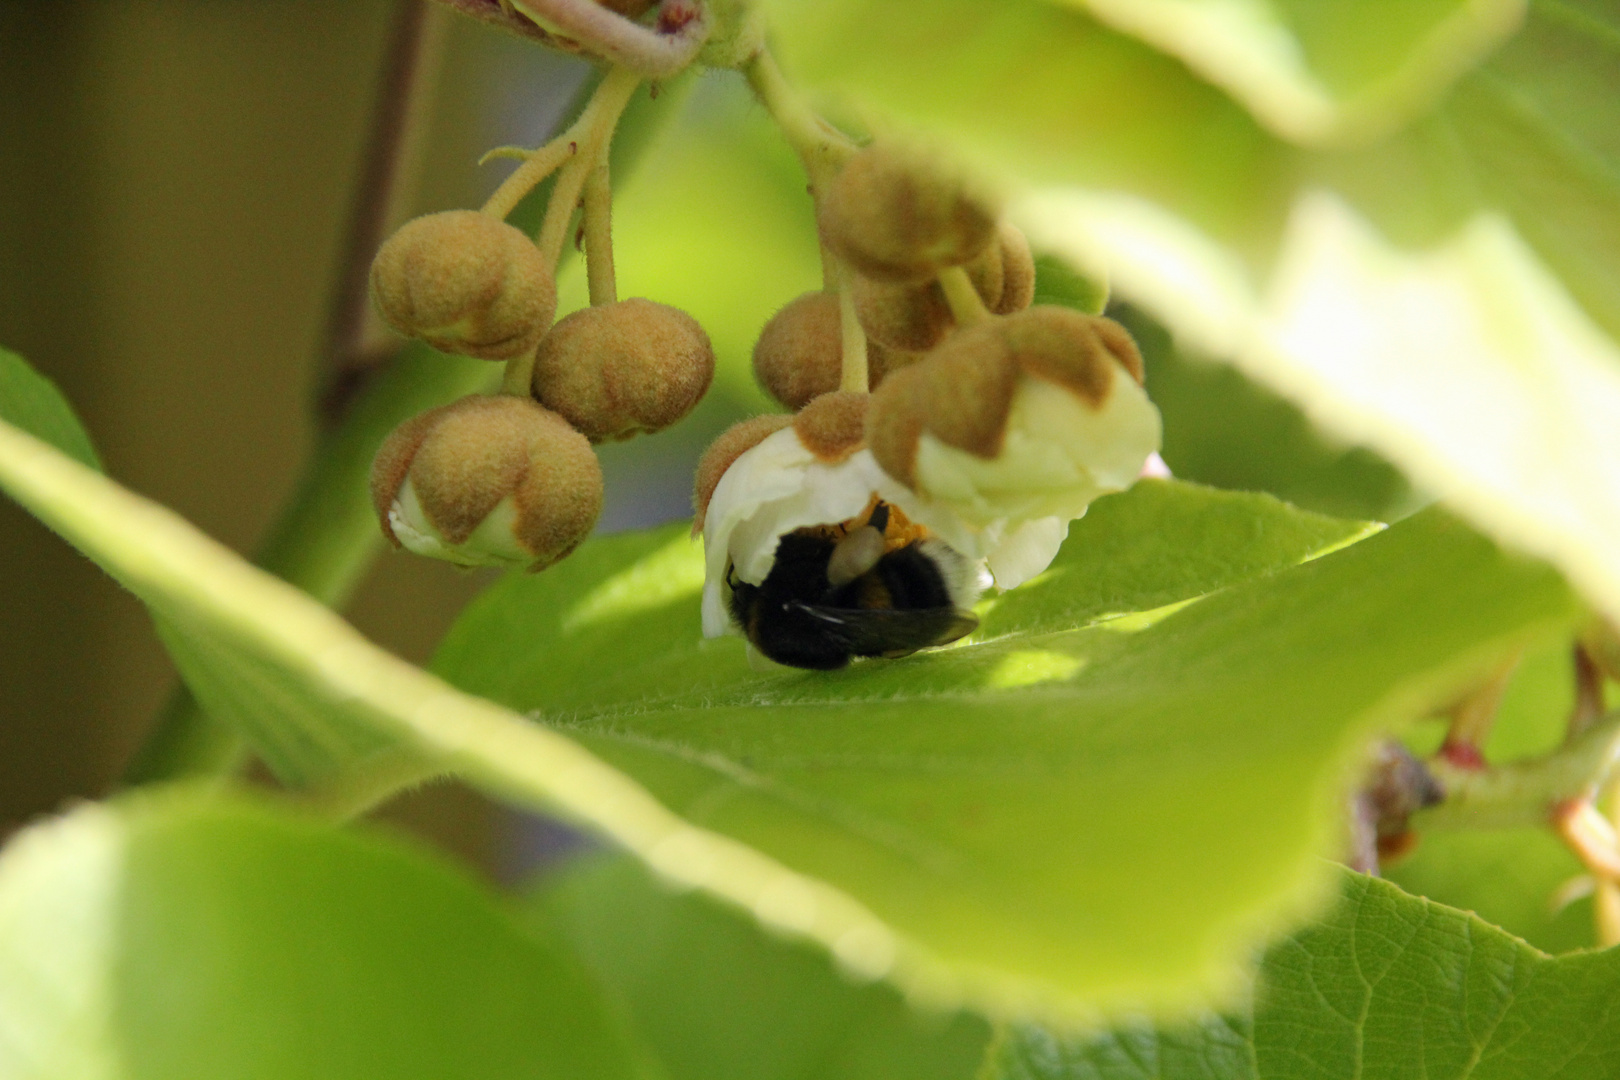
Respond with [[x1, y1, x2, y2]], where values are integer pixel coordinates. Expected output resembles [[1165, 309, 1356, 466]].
[[370, 395, 601, 570], [370, 210, 557, 360], [751, 291, 910, 408], [532, 298, 714, 441], [817, 142, 999, 283]]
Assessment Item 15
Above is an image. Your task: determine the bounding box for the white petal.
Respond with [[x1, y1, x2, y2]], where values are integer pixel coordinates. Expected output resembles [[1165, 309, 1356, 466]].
[[390, 478, 531, 569]]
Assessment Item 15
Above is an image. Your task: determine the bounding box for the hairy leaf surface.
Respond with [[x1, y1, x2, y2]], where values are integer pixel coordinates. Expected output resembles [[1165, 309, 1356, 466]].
[[991, 870, 1620, 1079]]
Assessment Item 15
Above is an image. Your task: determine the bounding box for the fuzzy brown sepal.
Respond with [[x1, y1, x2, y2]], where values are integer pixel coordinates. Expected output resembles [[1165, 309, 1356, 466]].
[[1007, 308, 1141, 404], [792, 391, 869, 462], [867, 307, 1146, 486], [691, 414, 793, 532], [370, 210, 557, 360], [533, 298, 714, 441]]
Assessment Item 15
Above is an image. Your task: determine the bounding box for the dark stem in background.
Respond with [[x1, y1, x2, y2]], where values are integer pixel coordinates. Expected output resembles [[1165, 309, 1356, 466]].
[[320, 0, 448, 425], [125, 0, 455, 784]]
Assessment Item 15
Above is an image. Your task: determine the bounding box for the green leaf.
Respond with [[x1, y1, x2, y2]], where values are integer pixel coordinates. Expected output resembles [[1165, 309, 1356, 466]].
[[0, 346, 100, 471], [0, 415, 1581, 1021], [976, 480, 1375, 639], [437, 479, 1576, 1019], [762, 0, 1620, 631], [990, 870, 1620, 1080], [0, 790, 646, 1080], [1050, 0, 1525, 144], [532, 853, 992, 1080]]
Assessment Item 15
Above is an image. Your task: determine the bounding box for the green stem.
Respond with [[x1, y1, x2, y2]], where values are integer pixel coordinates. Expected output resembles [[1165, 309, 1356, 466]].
[[939, 266, 992, 327], [582, 155, 616, 306], [536, 65, 640, 271], [743, 49, 856, 193], [836, 266, 868, 393], [1416, 708, 1620, 831]]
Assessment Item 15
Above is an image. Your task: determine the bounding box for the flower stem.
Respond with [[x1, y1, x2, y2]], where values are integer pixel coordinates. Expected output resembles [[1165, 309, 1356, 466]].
[[1418, 707, 1620, 831], [744, 48, 856, 194], [583, 154, 616, 306], [939, 266, 991, 327], [537, 65, 640, 271], [837, 267, 868, 393], [480, 135, 580, 221], [1439, 652, 1519, 760]]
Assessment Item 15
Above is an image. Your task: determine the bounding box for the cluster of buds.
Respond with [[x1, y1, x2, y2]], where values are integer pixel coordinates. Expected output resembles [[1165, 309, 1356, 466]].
[[702, 140, 1163, 664], [365, 68, 714, 571]]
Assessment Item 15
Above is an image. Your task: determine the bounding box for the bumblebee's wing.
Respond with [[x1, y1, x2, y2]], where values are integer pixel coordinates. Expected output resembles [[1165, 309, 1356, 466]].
[[787, 602, 978, 657]]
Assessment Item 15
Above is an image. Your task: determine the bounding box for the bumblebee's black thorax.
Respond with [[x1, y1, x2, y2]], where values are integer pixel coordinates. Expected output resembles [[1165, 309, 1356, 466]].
[[729, 532, 973, 670]]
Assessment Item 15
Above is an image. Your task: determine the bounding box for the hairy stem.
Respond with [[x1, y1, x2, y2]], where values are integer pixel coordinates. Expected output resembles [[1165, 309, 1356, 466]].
[[743, 48, 856, 194], [480, 135, 580, 221], [583, 155, 616, 306], [537, 65, 640, 270], [1418, 708, 1620, 831], [837, 268, 869, 393]]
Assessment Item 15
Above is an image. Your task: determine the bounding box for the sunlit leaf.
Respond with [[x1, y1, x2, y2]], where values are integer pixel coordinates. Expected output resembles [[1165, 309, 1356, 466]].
[[0, 412, 1581, 1022], [437, 478, 1576, 1019], [1051, 0, 1524, 144], [762, 0, 1620, 629], [532, 853, 992, 1080], [0, 791, 646, 1080], [990, 870, 1620, 1080]]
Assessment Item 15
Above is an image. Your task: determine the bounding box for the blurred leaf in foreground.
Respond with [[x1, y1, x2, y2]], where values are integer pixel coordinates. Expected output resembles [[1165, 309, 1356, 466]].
[[0, 791, 646, 1080]]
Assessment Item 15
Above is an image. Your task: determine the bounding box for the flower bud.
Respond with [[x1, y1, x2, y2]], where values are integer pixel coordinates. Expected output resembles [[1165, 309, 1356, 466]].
[[531, 298, 714, 441], [370, 395, 601, 570], [370, 210, 557, 360], [751, 291, 911, 408], [817, 142, 999, 283], [867, 307, 1160, 567]]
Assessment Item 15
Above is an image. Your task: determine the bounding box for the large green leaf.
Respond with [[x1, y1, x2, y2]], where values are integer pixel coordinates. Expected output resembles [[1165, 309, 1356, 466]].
[[1053, 0, 1525, 144], [436, 477, 1578, 1019], [0, 791, 645, 1080], [990, 870, 1620, 1080], [760, 0, 1620, 630], [0, 406, 1584, 1021], [532, 853, 992, 1080]]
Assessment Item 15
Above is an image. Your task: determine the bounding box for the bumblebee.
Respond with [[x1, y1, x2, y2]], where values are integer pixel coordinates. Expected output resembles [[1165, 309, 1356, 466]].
[[727, 502, 981, 670]]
